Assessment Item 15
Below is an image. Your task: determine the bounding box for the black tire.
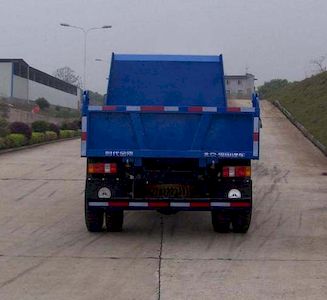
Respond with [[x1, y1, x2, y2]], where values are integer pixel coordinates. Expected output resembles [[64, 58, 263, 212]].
[[211, 211, 231, 233], [85, 202, 104, 232], [231, 210, 252, 233], [106, 210, 124, 232]]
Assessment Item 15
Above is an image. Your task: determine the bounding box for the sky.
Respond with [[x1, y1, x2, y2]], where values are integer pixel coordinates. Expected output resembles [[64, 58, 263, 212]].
[[0, 0, 327, 93]]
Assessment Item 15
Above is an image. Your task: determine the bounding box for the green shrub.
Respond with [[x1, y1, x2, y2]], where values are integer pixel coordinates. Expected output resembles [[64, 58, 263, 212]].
[[29, 132, 46, 144], [0, 117, 9, 137], [35, 98, 50, 110], [59, 130, 76, 139], [5, 133, 27, 148], [48, 123, 60, 136], [32, 120, 50, 133], [0, 137, 6, 149], [45, 131, 58, 141], [61, 119, 80, 130], [9, 121, 32, 139]]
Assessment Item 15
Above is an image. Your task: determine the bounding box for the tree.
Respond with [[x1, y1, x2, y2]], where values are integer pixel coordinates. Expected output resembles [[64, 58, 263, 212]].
[[310, 56, 327, 74], [257, 79, 289, 99], [88, 91, 105, 105], [53, 66, 82, 87], [35, 97, 50, 110]]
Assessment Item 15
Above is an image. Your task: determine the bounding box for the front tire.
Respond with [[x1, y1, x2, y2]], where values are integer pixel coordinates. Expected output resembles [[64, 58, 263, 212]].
[[106, 210, 124, 232], [211, 211, 230, 233], [85, 201, 104, 232]]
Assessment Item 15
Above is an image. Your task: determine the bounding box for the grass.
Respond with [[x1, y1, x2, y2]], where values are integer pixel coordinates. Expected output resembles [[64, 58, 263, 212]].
[[265, 72, 327, 148]]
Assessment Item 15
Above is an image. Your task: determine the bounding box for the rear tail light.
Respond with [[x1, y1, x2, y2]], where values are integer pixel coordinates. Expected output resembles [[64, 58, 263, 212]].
[[88, 163, 117, 174], [222, 166, 251, 177]]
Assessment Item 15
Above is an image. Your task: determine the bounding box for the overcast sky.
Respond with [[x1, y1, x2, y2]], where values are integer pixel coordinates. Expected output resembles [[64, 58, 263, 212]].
[[1, 0, 327, 93]]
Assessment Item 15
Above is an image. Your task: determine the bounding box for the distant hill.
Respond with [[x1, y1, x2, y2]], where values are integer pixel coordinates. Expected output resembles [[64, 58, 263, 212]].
[[259, 72, 327, 148]]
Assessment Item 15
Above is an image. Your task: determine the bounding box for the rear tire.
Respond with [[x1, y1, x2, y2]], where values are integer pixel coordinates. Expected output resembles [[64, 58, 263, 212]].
[[211, 211, 230, 233], [106, 211, 124, 232], [85, 201, 104, 232], [231, 210, 252, 233]]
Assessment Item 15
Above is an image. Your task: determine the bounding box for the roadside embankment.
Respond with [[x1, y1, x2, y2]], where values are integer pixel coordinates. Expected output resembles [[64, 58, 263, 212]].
[[262, 71, 327, 154]]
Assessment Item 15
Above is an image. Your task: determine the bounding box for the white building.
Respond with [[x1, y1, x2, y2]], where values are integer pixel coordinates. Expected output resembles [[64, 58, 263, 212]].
[[0, 59, 81, 109], [225, 73, 256, 99]]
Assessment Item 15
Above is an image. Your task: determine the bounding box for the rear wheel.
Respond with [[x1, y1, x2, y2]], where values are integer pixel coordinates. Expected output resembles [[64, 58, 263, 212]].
[[106, 210, 124, 232], [85, 201, 104, 232], [211, 211, 231, 233], [231, 210, 252, 233]]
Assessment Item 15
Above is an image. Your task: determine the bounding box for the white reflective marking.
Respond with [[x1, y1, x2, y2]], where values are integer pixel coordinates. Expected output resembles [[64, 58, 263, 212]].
[[89, 202, 109, 207], [202, 107, 217, 112], [129, 202, 148, 207], [241, 107, 255, 112], [253, 117, 259, 133], [126, 106, 141, 111], [81, 116, 87, 132], [211, 202, 230, 207], [228, 189, 241, 199], [164, 106, 179, 112], [170, 202, 190, 207], [98, 187, 111, 199], [88, 106, 102, 111], [253, 141, 259, 157], [81, 141, 86, 156]]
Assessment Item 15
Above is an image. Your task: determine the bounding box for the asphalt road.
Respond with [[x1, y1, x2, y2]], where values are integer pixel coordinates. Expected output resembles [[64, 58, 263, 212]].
[[0, 100, 326, 300]]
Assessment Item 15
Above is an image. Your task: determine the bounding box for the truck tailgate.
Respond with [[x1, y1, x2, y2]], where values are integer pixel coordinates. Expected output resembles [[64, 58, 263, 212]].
[[82, 105, 259, 160]]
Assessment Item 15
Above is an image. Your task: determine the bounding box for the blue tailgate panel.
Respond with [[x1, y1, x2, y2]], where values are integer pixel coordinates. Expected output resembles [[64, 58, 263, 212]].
[[86, 111, 256, 158]]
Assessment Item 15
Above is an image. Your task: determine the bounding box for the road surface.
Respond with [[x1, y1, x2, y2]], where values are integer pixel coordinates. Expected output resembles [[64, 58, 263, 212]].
[[0, 101, 326, 300]]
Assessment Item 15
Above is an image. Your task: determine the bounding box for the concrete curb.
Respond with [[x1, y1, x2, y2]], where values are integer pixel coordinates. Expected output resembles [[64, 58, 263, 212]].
[[273, 100, 327, 157], [0, 137, 80, 155]]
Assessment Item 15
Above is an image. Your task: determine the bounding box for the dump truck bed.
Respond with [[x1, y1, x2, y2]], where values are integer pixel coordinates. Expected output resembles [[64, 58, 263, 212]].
[[81, 54, 260, 160]]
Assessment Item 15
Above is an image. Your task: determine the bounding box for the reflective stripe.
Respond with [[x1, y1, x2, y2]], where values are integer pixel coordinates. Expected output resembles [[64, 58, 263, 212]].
[[87, 105, 257, 113], [89, 202, 109, 207], [170, 202, 190, 207], [211, 202, 230, 207], [141, 106, 164, 112], [241, 107, 255, 112], [103, 106, 117, 111], [81, 141, 86, 156], [88, 105, 102, 111], [126, 106, 141, 111], [202, 107, 218, 112], [129, 202, 148, 207], [190, 202, 210, 208], [81, 116, 87, 132], [164, 106, 179, 112], [227, 107, 241, 112], [188, 106, 203, 112], [230, 202, 251, 207], [88, 201, 250, 208], [253, 117, 259, 133], [253, 141, 259, 157]]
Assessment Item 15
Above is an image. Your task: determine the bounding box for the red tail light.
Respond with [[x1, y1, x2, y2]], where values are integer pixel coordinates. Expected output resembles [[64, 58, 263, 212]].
[[222, 166, 251, 177], [88, 163, 117, 174]]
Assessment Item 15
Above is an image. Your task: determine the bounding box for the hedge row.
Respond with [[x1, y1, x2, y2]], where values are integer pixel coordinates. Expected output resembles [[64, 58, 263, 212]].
[[0, 130, 80, 150], [0, 120, 80, 139]]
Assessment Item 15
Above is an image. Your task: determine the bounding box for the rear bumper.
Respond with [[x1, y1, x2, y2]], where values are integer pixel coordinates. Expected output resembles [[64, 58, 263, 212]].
[[86, 198, 252, 211], [85, 175, 252, 211]]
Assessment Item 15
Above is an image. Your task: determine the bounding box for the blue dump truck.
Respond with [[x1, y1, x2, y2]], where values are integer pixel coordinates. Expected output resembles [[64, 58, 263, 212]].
[[81, 54, 260, 233]]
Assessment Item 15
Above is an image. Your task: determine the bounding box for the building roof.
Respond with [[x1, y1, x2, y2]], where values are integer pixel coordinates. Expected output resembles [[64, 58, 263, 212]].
[[225, 73, 256, 80], [0, 58, 80, 95]]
